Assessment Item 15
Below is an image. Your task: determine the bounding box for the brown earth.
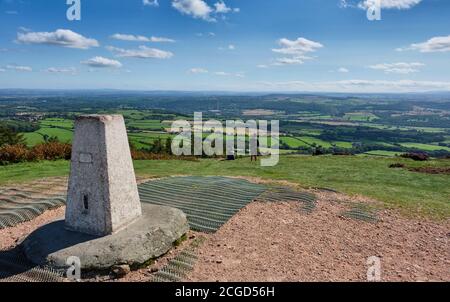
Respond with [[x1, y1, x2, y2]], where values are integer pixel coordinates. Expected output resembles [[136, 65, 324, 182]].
[[185, 189, 450, 282], [1, 178, 449, 282], [408, 167, 450, 175]]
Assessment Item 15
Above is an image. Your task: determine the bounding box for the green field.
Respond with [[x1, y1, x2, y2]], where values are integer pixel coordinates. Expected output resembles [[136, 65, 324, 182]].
[[363, 150, 402, 157], [280, 137, 309, 148], [400, 143, 450, 152], [1, 155, 449, 219], [344, 112, 379, 122]]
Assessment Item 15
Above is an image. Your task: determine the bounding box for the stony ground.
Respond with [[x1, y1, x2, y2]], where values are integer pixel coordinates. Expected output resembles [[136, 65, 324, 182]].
[[1, 177, 449, 282]]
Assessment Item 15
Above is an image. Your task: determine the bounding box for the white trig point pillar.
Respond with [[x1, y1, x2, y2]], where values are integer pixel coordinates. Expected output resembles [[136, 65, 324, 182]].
[[65, 115, 142, 236]]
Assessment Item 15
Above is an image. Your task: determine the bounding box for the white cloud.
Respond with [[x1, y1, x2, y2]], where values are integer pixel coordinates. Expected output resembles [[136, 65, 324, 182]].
[[214, 1, 231, 13], [269, 37, 323, 66], [45, 67, 77, 75], [398, 35, 450, 53], [257, 64, 269, 69], [81, 57, 122, 68], [368, 62, 424, 74], [172, 0, 215, 21], [214, 71, 245, 78], [17, 29, 99, 49], [107, 45, 174, 59], [358, 0, 422, 10], [228, 44, 235, 50], [188, 68, 208, 74], [6, 65, 32, 72], [143, 0, 159, 6], [5, 10, 18, 15], [111, 34, 175, 43], [338, 67, 349, 73], [0, 68, 6, 72], [171, 0, 238, 22]]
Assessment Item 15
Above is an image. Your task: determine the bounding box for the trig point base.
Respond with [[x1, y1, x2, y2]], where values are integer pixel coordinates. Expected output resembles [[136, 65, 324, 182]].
[[21, 114, 189, 271]]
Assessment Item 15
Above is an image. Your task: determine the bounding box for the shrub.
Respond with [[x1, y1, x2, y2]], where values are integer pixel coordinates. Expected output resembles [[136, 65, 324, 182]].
[[0, 144, 29, 164], [389, 163, 405, 168], [29, 142, 72, 161], [400, 152, 429, 161], [0, 142, 72, 165]]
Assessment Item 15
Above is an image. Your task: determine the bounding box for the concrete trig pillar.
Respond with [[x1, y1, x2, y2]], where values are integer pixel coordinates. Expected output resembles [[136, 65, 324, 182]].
[[65, 115, 142, 236]]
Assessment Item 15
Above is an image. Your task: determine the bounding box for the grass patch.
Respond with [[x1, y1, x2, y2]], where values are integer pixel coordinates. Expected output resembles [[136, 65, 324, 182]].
[[400, 143, 450, 152], [0, 156, 449, 219]]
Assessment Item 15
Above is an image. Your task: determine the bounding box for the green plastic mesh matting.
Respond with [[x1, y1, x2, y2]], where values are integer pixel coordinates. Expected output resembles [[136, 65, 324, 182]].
[[255, 186, 317, 213], [152, 236, 206, 282], [138, 176, 267, 233], [1, 176, 317, 282], [0, 248, 64, 282], [341, 204, 378, 223], [0, 178, 67, 230]]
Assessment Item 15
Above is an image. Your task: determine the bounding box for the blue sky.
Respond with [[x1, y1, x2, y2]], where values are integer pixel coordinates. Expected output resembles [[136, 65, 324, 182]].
[[0, 0, 449, 92]]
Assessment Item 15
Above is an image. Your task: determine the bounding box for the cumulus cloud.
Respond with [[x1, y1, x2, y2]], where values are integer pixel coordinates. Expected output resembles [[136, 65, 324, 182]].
[[188, 68, 209, 74], [368, 62, 424, 74], [6, 65, 32, 72], [45, 67, 77, 74], [214, 1, 231, 13], [81, 57, 122, 68], [143, 0, 159, 6], [172, 0, 215, 21], [269, 37, 323, 66], [397, 35, 450, 53], [338, 67, 349, 73], [111, 34, 175, 43], [358, 0, 422, 9], [171, 0, 239, 22], [16, 29, 99, 49], [107, 45, 174, 59]]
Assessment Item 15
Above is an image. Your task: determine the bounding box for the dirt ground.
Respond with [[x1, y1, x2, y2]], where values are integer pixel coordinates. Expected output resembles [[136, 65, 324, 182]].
[[186, 190, 450, 282], [1, 178, 449, 282]]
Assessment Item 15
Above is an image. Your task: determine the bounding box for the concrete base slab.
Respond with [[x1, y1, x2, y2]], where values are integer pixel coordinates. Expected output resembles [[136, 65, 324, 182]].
[[21, 204, 189, 270]]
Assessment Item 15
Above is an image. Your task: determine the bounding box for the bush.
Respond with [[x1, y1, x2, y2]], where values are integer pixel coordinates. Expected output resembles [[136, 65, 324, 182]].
[[400, 152, 429, 161], [389, 163, 405, 168], [0, 144, 29, 164], [0, 142, 72, 165], [29, 142, 72, 161]]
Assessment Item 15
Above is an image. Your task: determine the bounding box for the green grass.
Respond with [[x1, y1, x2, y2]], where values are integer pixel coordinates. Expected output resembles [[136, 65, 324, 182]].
[[280, 137, 309, 148], [363, 150, 402, 157], [1, 155, 449, 219], [298, 136, 333, 148], [39, 118, 74, 130], [400, 143, 450, 152], [21, 132, 45, 146], [37, 127, 73, 143], [127, 120, 166, 130], [344, 112, 379, 122]]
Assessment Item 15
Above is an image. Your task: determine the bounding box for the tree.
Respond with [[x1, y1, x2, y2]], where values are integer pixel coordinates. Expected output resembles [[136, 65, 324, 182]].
[[0, 125, 25, 147]]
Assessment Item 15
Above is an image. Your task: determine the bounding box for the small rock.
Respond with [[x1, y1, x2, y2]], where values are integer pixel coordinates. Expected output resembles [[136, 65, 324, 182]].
[[216, 260, 223, 264], [148, 267, 159, 273], [111, 264, 131, 278]]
